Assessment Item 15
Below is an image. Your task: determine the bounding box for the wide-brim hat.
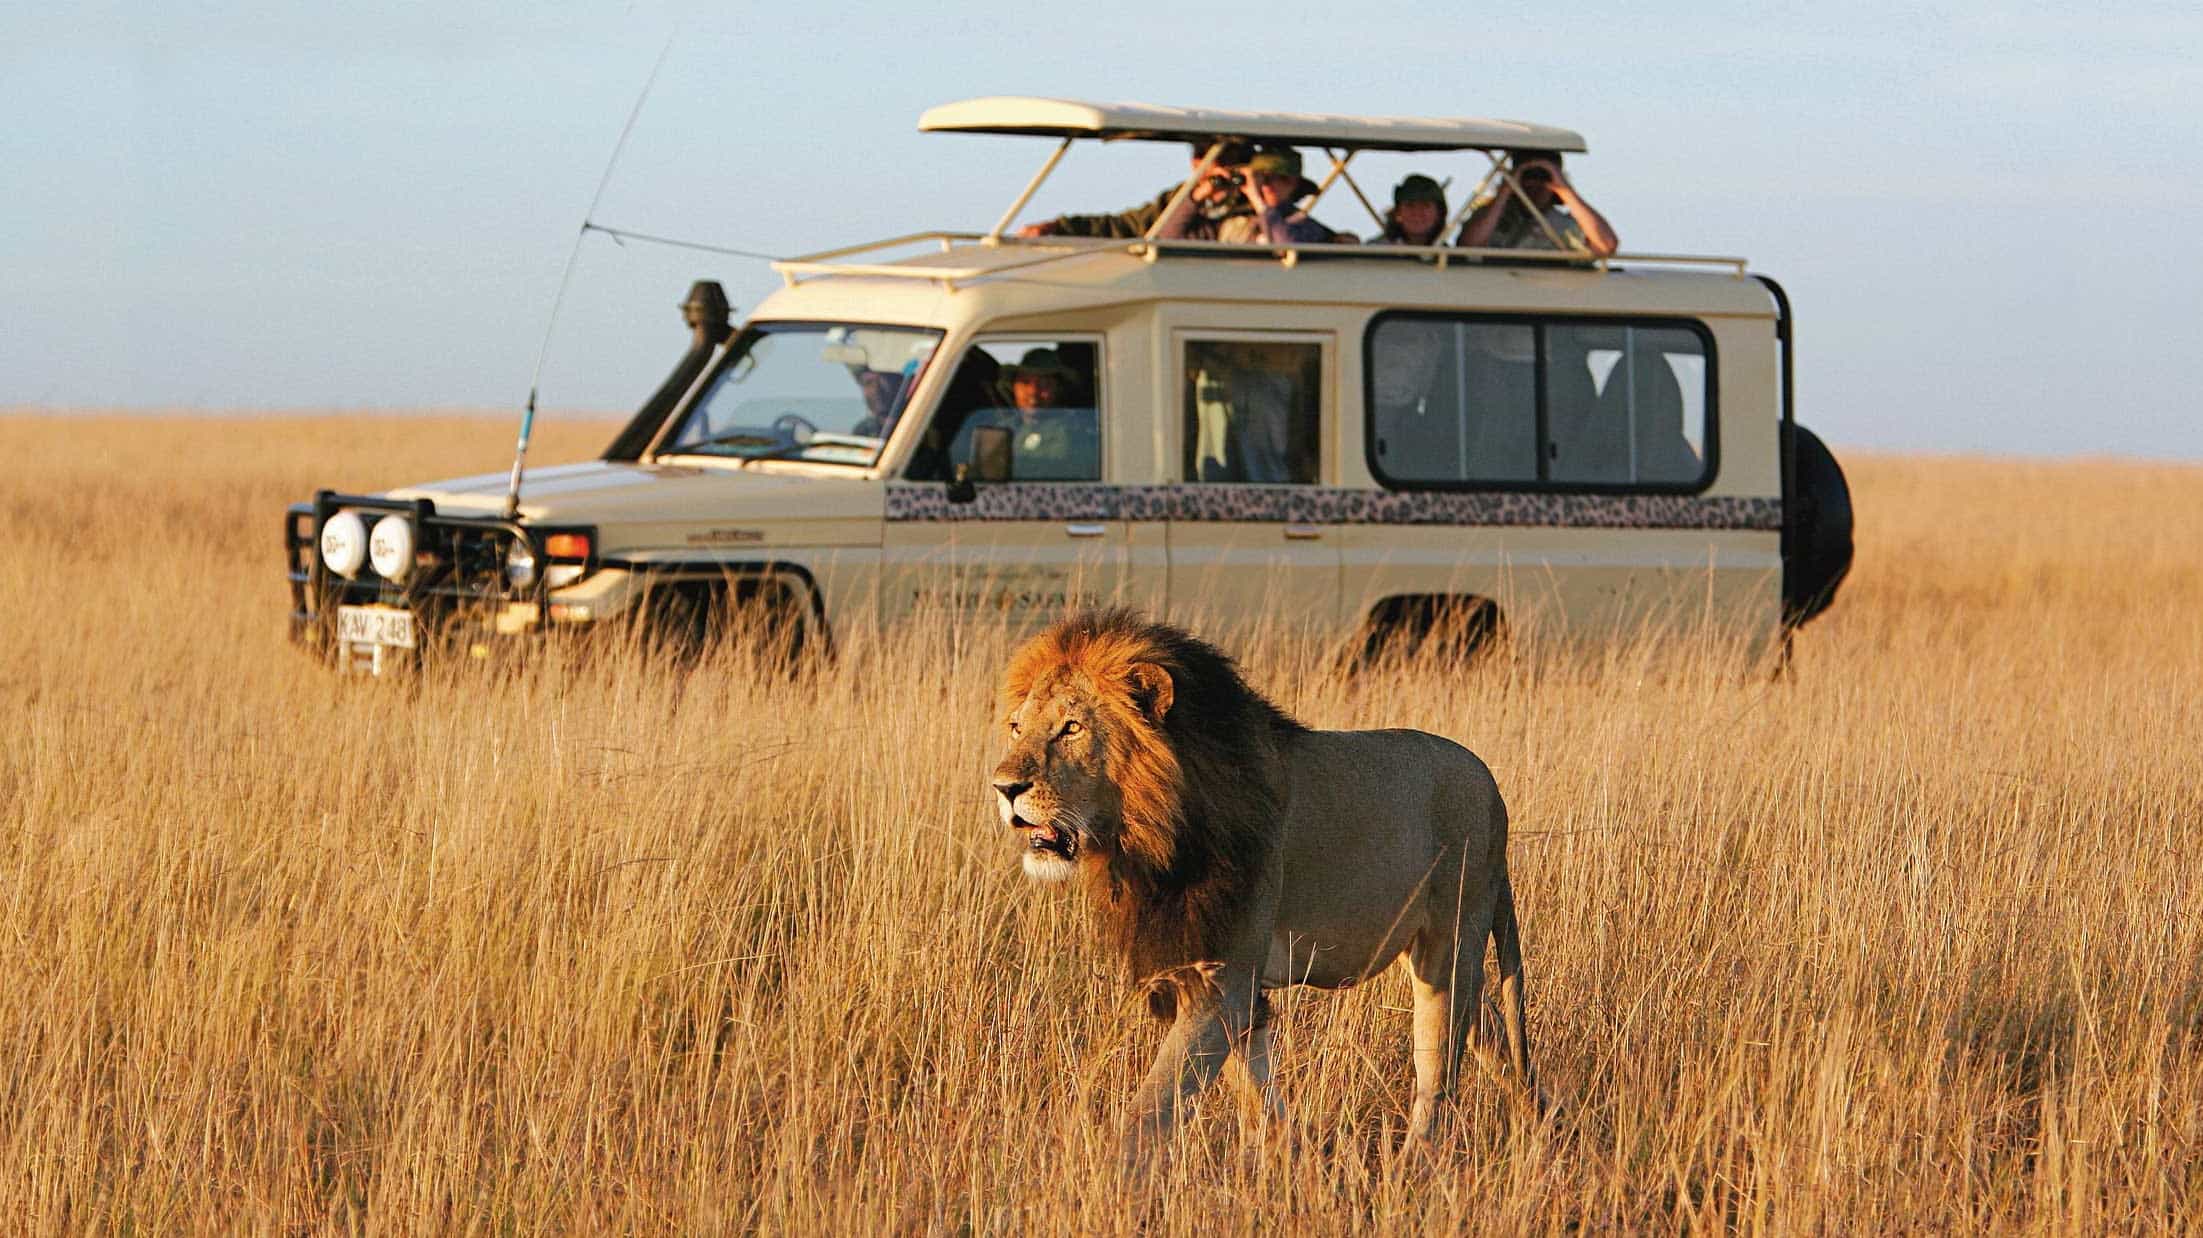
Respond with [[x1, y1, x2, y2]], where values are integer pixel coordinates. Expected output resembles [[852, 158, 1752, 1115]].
[[1244, 146, 1301, 179], [1245, 146, 1321, 202], [1393, 173, 1447, 211], [995, 347, 1077, 402], [1001, 347, 1075, 380]]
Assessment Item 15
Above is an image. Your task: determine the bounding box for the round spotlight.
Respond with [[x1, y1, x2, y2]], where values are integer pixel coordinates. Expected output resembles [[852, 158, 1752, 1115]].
[[368, 515, 416, 583], [319, 511, 367, 578], [504, 538, 539, 590]]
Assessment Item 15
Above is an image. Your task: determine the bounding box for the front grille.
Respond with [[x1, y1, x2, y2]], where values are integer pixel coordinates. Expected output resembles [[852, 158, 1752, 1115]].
[[285, 491, 540, 647]]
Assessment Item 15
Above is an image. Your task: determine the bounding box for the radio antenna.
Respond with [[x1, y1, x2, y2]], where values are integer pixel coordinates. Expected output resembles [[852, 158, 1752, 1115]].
[[502, 27, 680, 520]]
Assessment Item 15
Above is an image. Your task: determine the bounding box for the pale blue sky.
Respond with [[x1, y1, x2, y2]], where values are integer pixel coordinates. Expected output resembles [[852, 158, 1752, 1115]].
[[5, 2, 2199, 457]]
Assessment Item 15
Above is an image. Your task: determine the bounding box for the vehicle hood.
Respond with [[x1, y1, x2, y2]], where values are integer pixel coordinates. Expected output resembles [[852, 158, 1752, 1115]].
[[388, 461, 883, 528]]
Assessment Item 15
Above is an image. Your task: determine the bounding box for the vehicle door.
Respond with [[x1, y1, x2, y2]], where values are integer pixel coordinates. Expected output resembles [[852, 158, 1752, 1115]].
[[883, 335, 1159, 627], [1165, 331, 1342, 633]]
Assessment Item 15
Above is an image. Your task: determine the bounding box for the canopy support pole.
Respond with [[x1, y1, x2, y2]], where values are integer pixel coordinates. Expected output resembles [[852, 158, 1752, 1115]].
[[1315, 148, 1388, 234], [986, 138, 1073, 245], [1305, 148, 1356, 209], [1140, 140, 1226, 242]]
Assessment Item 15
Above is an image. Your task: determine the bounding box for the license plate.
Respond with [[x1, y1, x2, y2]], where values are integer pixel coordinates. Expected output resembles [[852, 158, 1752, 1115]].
[[337, 605, 417, 649]]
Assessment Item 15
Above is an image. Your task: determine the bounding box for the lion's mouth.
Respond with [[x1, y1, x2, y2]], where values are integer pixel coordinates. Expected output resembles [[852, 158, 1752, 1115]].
[[1012, 814, 1077, 861]]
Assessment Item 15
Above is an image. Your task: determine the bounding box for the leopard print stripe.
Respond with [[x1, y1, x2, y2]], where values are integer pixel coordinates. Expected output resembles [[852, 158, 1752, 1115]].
[[885, 483, 1781, 531]]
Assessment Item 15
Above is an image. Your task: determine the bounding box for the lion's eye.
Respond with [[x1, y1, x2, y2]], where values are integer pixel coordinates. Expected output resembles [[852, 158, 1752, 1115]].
[[1059, 720, 1083, 738]]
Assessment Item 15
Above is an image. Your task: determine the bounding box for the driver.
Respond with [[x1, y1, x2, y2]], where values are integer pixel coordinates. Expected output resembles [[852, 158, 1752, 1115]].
[[850, 366, 908, 438]]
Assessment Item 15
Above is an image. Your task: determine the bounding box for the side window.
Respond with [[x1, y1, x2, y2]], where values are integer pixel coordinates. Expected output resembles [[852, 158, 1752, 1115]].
[[1367, 315, 1712, 489], [1183, 339, 1322, 484], [904, 338, 1102, 482]]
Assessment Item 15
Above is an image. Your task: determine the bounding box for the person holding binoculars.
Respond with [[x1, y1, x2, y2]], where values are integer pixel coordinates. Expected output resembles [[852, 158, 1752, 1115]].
[[1456, 150, 1619, 257], [1018, 140, 1255, 242]]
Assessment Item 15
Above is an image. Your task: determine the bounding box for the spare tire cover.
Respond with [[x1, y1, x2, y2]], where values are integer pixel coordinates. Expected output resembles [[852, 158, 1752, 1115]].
[[1782, 423, 1853, 627]]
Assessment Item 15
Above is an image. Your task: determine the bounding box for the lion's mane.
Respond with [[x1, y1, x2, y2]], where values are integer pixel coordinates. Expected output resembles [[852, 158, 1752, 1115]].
[[1003, 609, 1308, 1011]]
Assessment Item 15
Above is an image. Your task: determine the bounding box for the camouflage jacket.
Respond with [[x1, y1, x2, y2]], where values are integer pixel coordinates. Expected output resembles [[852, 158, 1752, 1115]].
[[1045, 183, 1253, 240]]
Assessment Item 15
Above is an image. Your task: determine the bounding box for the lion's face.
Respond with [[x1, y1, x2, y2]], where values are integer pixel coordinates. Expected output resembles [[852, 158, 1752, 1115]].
[[990, 676, 1119, 883]]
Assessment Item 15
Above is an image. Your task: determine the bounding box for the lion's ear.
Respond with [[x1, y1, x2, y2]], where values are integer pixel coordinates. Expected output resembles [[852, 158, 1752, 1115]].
[[1126, 662, 1174, 722]]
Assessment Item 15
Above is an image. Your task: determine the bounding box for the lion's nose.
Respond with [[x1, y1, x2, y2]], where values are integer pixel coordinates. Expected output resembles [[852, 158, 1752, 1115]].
[[992, 779, 1030, 809]]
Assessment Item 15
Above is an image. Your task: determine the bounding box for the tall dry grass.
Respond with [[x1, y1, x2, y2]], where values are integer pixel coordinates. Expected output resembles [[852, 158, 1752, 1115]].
[[1, 414, 2197, 1233]]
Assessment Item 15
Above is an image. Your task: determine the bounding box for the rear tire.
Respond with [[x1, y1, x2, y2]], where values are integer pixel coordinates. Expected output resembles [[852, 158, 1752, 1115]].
[[1354, 595, 1503, 669]]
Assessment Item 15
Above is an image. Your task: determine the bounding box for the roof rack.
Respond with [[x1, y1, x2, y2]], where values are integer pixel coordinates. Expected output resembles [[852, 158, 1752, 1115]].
[[770, 232, 1747, 291]]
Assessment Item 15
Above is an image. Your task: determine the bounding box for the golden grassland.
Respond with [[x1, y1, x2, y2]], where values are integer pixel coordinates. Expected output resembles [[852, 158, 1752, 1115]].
[[1, 413, 2198, 1233]]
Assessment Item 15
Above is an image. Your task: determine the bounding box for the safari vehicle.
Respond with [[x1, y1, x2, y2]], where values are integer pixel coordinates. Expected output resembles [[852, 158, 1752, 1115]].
[[286, 97, 1852, 674]]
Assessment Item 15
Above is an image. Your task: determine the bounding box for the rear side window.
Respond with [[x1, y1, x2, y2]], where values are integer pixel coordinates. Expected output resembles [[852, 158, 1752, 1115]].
[[1366, 314, 1715, 491]]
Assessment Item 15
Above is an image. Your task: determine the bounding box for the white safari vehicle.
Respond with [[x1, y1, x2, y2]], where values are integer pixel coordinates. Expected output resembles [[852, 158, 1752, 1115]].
[[287, 98, 1852, 673]]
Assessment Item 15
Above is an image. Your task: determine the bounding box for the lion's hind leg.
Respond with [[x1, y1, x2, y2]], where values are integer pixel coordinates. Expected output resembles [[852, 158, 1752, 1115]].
[[1404, 915, 1486, 1143], [1490, 873, 1536, 1096]]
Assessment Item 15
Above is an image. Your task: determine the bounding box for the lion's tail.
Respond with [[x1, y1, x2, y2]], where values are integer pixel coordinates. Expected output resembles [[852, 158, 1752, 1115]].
[[1491, 873, 1537, 1096]]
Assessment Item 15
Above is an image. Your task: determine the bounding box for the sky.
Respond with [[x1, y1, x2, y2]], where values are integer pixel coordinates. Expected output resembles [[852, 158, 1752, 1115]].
[[5, 1, 2200, 459]]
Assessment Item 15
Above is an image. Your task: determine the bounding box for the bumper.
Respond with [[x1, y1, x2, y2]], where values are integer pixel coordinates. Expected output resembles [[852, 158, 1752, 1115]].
[[286, 490, 598, 669]]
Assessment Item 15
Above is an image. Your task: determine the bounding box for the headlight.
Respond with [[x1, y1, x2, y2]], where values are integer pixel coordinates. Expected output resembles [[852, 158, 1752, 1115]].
[[368, 515, 416, 583], [319, 511, 367, 578], [504, 538, 538, 590]]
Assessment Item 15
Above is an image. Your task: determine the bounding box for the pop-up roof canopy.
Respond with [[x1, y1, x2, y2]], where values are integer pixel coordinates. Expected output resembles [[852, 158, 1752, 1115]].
[[918, 96, 1586, 154], [766, 96, 1742, 288]]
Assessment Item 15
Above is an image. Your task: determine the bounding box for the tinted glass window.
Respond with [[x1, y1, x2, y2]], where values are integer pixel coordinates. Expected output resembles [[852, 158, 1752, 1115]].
[[1369, 321, 1535, 484], [1367, 316, 1711, 489], [1547, 324, 1707, 485], [1184, 340, 1321, 484]]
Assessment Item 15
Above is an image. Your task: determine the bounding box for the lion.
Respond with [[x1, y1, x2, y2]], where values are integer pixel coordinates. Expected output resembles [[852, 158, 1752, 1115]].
[[989, 608, 1533, 1164]]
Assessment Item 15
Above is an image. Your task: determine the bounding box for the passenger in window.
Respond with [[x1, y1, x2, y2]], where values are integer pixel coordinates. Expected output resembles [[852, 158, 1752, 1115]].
[[973, 348, 1099, 481], [1018, 140, 1254, 241], [1368, 318, 1453, 474], [1374, 174, 1448, 246], [1456, 151, 1618, 258], [1190, 342, 1310, 483], [1219, 148, 1337, 245], [1543, 334, 1627, 482]]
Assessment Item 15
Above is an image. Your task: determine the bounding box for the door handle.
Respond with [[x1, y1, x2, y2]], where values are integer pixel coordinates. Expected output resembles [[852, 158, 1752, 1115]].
[[1283, 523, 1323, 541], [1065, 522, 1107, 538]]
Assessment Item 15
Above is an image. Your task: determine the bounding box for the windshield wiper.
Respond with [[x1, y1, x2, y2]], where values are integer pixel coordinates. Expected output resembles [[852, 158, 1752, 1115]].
[[742, 433, 882, 461], [682, 431, 780, 452]]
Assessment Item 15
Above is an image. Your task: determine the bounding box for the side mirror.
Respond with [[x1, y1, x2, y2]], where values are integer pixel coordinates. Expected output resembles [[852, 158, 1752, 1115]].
[[971, 425, 1012, 483], [946, 463, 977, 505]]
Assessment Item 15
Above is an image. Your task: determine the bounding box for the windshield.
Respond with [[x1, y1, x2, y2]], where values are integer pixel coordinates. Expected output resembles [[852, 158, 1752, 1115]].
[[661, 322, 942, 465]]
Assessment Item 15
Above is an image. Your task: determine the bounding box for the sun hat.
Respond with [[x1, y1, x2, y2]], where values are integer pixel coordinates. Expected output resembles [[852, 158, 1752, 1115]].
[[1393, 173, 1446, 210], [1244, 147, 1302, 179]]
